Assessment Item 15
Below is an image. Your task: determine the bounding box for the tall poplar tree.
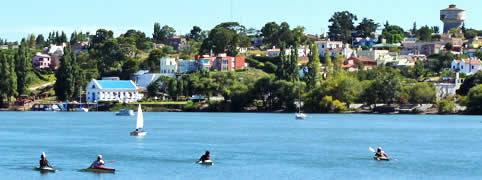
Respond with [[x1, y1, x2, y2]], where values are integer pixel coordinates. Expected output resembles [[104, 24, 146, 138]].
[[7, 54, 17, 102], [54, 46, 75, 101], [306, 44, 321, 89], [0, 54, 8, 103], [15, 40, 30, 95]]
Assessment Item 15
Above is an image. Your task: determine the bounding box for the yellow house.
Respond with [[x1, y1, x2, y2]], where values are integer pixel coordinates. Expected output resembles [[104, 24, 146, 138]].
[[469, 36, 482, 49]]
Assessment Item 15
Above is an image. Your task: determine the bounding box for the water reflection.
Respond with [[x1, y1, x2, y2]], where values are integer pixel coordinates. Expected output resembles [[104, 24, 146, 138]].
[[136, 136, 144, 149]]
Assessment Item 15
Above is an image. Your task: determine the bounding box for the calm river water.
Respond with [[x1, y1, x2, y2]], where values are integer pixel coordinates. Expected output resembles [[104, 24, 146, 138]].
[[0, 112, 480, 179]]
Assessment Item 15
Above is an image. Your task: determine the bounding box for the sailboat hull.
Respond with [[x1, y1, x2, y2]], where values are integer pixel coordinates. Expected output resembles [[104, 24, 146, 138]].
[[130, 131, 147, 136], [295, 113, 307, 120]]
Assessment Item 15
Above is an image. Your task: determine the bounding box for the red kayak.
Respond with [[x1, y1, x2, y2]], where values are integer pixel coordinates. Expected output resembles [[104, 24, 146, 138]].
[[81, 167, 115, 173]]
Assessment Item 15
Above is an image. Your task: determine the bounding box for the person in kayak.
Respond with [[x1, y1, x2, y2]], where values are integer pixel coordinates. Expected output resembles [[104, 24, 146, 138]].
[[39, 152, 53, 168], [199, 151, 210, 163], [90, 155, 105, 168], [375, 147, 389, 159]]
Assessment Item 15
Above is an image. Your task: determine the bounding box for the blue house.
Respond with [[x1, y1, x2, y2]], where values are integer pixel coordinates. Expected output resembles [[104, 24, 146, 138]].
[[86, 79, 141, 103]]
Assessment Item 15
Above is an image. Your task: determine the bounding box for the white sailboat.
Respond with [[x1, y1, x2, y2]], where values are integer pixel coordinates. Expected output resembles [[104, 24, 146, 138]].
[[295, 78, 306, 120], [130, 104, 147, 136]]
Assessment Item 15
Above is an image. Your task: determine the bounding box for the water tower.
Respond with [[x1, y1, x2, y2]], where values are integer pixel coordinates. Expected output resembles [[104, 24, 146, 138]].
[[440, 4, 466, 33]]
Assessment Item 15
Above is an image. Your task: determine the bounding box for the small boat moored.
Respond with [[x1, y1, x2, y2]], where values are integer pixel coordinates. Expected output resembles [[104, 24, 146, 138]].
[[80, 167, 116, 173], [116, 109, 134, 116]]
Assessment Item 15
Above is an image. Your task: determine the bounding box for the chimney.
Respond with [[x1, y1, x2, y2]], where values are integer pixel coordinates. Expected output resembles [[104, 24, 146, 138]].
[[449, 4, 456, 8]]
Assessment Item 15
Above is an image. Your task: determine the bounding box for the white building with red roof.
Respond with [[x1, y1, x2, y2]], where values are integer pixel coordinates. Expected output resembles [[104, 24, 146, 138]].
[[451, 58, 481, 75]]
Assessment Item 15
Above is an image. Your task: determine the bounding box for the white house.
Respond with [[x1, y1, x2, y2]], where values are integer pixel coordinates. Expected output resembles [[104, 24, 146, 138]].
[[315, 40, 344, 56], [451, 58, 482, 75], [86, 79, 141, 103], [160, 57, 177, 77]]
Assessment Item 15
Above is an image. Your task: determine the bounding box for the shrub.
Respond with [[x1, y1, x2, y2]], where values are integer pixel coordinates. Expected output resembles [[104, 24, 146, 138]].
[[466, 84, 482, 114], [437, 99, 456, 114], [332, 99, 346, 113]]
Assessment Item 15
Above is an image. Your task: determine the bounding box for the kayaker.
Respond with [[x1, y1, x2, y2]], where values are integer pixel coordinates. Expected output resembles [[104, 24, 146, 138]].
[[39, 152, 53, 168], [90, 155, 105, 168], [375, 147, 389, 159], [199, 151, 210, 163]]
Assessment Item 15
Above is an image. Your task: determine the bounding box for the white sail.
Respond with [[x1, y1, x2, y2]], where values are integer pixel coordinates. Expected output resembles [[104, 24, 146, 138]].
[[136, 104, 144, 129]]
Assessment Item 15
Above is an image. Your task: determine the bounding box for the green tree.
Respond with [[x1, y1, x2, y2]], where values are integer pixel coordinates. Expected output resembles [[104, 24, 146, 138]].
[[121, 59, 139, 80], [177, 78, 184, 99], [437, 99, 456, 114], [324, 50, 333, 74], [457, 71, 482, 95], [356, 18, 379, 38], [261, 22, 280, 47], [412, 59, 425, 79], [381, 23, 405, 43], [428, 51, 454, 72], [188, 26, 202, 41], [35, 34, 46, 48], [146, 81, 161, 99], [153, 23, 162, 43], [0, 54, 9, 103], [306, 44, 321, 89], [159, 25, 176, 43], [432, 26, 440, 34], [167, 78, 177, 100], [200, 22, 250, 56], [54, 46, 75, 101], [14, 40, 30, 95], [466, 84, 482, 114], [411, 22, 417, 36], [143, 49, 166, 72], [333, 54, 344, 71], [407, 83, 436, 105], [417, 25, 434, 41], [328, 11, 357, 43]]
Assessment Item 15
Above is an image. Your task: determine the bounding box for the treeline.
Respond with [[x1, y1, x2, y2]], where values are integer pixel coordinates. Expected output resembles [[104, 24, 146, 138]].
[[0, 41, 32, 104]]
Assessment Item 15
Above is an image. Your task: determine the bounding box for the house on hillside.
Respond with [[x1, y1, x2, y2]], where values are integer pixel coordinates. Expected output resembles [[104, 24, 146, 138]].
[[71, 41, 89, 54], [197, 55, 214, 71], [86, 79, 141, 103], [315, 40, 343, 53], [160, 57, 177, 77], [32, 53, 51, 69], [353, 37, 378, 47], [213, 54, 246, 71], [451, 58, 482, 75], [178, 59, 197, 73], [467, 36, 482, 49], [166, 36, 186, 52], [344, 56, 377, 71]]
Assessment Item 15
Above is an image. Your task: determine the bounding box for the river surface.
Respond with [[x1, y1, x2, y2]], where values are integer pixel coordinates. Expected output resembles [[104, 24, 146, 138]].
[[0, 112, 480, 179]]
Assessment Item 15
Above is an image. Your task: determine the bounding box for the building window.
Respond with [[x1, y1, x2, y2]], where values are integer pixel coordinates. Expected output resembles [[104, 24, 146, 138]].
[[472, 65, 474, 69], [92, 85, 95, 88], [461, 65, 463, 69]]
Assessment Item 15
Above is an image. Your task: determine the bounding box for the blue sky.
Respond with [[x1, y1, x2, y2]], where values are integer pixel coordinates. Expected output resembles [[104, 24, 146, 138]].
[[1, 0, 480, 42]]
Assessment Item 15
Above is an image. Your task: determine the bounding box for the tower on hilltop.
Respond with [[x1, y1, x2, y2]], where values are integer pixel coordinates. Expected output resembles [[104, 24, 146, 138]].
[[440, 4, 466, 33]]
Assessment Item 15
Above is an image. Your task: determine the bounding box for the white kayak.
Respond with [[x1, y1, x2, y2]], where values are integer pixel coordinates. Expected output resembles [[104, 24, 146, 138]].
[[35, 166, 56, 172], [197, 160, 214, 165]]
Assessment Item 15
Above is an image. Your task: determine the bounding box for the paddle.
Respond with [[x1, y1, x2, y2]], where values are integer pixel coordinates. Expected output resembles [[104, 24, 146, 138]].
[[105, 161, 116, 164]]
